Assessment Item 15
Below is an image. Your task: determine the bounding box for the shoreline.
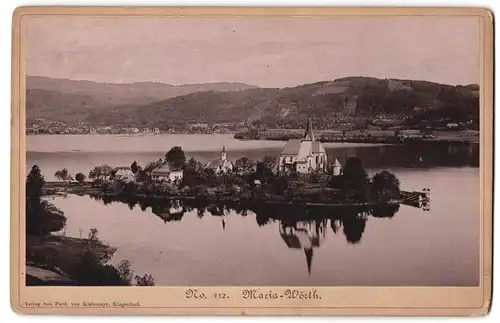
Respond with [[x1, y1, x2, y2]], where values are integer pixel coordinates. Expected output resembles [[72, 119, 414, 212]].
[[26, 131, 480, 144], [26, 234, 115, 285], [234, 134, 479, 145], [42, 183, 408, 209]]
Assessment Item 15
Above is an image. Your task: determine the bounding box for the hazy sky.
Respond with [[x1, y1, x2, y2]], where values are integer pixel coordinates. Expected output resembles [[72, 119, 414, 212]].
[[25, 16, 480, 87]]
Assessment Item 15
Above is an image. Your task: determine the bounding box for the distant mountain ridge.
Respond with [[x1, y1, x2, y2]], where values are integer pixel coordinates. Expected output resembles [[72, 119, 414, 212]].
[[104, 76, 479, 129], [26, 76, 258, 122], [26, 76, 479, 129]]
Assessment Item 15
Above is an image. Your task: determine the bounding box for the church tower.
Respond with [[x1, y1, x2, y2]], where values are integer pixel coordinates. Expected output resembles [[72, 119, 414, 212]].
[[221, 145, 227, 161], [304, 117, 315, 141]]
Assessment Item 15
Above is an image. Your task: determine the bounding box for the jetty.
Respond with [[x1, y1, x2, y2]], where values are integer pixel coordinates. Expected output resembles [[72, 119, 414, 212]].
[[401, 188, 431, 210]]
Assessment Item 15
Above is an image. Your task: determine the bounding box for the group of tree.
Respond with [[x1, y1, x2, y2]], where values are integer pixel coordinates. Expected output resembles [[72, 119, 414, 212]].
[[88, 164, 114, 180], [54, 168, 71, 182], [328, 157, 400, 203], [26, 165, 67, 235], [54, 168, 87, 183], [89, 146, 400, 205], [68, 228, 155, 286], [27, 165, 156, 286]]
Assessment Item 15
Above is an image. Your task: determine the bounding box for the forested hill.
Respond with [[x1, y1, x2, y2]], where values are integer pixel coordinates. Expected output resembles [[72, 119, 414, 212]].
[[26, 76, 257, 122], [27, 76, 479, 128], [96, 77, 479, 129]]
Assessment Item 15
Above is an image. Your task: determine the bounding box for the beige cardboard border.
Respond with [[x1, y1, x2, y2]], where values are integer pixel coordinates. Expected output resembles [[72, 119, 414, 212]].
[[10, 6, 494, 316]]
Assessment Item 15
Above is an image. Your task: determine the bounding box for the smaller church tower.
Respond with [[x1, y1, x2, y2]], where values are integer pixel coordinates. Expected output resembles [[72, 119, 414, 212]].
[[332, 158, 342, 176], [221, 145, 227, 161]]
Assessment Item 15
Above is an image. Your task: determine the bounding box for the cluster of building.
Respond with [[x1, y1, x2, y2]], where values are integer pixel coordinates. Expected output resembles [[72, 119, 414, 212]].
[[27, 122, 163, 135], [111, 146, 234, 184], [111, 117, 342, 186]]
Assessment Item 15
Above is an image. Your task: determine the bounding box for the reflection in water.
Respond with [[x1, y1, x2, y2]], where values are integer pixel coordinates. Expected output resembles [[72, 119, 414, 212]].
[[280, 219, 328, 275], [90, 195, 404, 275], [331, 143, 479, 169]]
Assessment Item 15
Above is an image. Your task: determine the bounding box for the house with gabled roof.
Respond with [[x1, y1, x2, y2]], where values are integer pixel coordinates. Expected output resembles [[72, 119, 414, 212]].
[[151, 163, 183, 183]]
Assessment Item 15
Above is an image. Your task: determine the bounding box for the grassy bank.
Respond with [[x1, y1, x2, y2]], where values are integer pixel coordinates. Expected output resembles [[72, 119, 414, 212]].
[[26, 234, 115, 285]]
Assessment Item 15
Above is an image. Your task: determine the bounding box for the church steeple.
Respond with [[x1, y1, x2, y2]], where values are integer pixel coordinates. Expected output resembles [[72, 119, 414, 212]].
[[221, 145, 227, 161], [304, 117, 315, 141]]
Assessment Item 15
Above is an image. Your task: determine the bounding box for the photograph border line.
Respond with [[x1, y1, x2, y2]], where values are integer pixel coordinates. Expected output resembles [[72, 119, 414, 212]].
[[11, 6, 494, 315]]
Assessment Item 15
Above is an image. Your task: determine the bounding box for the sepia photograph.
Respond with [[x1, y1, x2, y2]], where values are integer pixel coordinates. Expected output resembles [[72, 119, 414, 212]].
[[11, 7, 492, 316], [22, 12, 483, 288]]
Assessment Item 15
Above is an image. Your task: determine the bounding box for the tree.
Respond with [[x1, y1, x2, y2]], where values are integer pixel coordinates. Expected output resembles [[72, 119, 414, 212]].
[[235, 157, 255, 174], [75, 172, 86, 183], [135, 274, 155, 286], [185, 157, 203, 173], [54, 170, 63, 181], [262, 156, 277, 170], [130, 161, 138, 174], [88, 228, 99, 241], [116, 259, 134, 285], [71, 249, 130, 286], [255, 161, 266, 178], [165, 146, 186, 168], [26, 165, 45, 200], [342, 157, 369, 190], [26, 165, 66, 235], [144, 159, 163, 174], [371, 170, 401, 201], [88, 165, 113, 180], [130, 160, 139, 174], [54, 168, 69, 182]]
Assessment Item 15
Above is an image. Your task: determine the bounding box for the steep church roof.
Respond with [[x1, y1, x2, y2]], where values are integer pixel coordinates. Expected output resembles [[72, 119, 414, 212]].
[[280, 117, 326, 157], [280, 139, 302, 155], [296, 141, 313, 161], [311, 141, 326, 154]]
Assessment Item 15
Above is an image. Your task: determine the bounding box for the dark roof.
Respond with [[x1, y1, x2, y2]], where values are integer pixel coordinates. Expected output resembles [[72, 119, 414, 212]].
[[207, 158, 233, 169], [311, 141, 326, 154], [281, 139, 326, 156], [280, 139, 302, 155], [151, 163, 182, 174], [113, 166, 131, 171]]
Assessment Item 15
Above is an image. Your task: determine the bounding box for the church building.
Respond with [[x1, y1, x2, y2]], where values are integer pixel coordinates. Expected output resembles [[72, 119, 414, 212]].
[[206, 146, 234, 174], [279, 117, 328, 173]]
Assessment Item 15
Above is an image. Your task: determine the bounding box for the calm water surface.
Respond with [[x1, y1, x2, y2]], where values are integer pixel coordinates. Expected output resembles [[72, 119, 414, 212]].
[[28, 134, 480, 286]]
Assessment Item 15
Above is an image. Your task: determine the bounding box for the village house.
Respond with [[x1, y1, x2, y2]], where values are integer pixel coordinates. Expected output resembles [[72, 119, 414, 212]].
[[206, 146, 234, 174], [112, 167, 136, 182], [151, 163, 184, 182], [279, 117, 329, 173]]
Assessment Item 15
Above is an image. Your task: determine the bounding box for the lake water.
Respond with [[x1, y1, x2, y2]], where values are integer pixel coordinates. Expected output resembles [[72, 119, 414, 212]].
[[27, 134, 480, 286]]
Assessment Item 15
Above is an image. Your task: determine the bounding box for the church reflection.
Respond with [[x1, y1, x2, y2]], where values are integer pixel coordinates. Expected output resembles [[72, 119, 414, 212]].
[[90, 194, 412, 275], [279, 219, 328, 274]]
